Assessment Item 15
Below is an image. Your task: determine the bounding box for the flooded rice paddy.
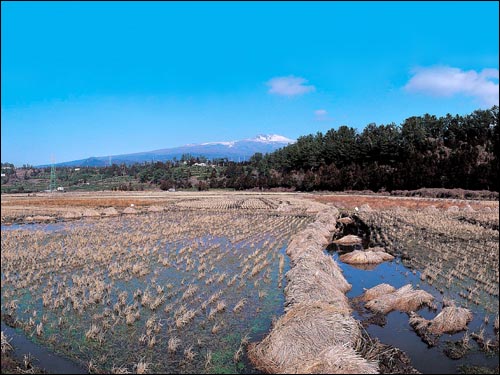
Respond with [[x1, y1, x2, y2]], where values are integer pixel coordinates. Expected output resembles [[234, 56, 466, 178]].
[[1, 194, 498, 374], [1, 210, 311, 373], [331, 253, 499, 374], [328, 209, 499, 374]]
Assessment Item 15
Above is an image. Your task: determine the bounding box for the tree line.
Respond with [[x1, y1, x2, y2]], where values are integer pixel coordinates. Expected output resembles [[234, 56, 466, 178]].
[[4, 106, 498, 193], [239, 106, 499, 192]]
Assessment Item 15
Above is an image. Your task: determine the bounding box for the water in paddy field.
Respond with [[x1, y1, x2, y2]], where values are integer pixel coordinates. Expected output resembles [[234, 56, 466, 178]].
[[327, 248, 499, 374], [1, 215, 305, 374], [1, 322, 87, 374]]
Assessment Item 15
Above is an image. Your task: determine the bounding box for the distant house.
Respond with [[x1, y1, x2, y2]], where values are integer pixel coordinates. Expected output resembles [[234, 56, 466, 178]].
[[74, 168, 81, 171], [0, 173, 5, 177], [168, 188, 176, 192], [193, 162, 207, 167], [57, 186, 65, 191]]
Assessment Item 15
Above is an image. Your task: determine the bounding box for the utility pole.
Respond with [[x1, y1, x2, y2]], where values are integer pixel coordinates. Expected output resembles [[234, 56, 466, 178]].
[[49, 157, 56, 192]]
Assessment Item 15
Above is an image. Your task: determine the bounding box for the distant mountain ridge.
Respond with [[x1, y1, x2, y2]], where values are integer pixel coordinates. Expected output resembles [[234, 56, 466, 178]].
[[41, 134, 295, 167]]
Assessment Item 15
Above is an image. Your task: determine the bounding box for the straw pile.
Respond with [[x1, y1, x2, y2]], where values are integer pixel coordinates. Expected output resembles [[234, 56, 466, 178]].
[[361, 284, 396, 302], [286, 225, 331, 263], [31, 215, 54, 222], [409, 305, 472, 335], [334, 235, 362, 246], [290, 251, 350, 291], [306, 221, 333, 240], [365, 284, 434, 314], [247, 302, 370, 374], [82, 208, 100, 217], [102, 207, 119, 216], [315, 209, 339, 232], [148, 205, 163, 212], [285, 266, 350, 312], [340, 250, 394, 265], [296, 345, 379, 374], [62, 211, 82, 219], [249, 207, 378, 374], [462, 204, 475, 213], [286, 243, 324, 264], [123, 207, 138, 214]]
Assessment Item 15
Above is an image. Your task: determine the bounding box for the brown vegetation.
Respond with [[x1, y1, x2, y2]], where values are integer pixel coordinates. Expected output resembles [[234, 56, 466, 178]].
[[339, 250, 394, 265], [365, 284, 434, 314], [247, 302, 367, 373]]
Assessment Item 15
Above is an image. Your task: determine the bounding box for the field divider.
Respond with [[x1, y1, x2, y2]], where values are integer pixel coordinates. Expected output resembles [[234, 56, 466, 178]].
[[248, 206, 379, 374]]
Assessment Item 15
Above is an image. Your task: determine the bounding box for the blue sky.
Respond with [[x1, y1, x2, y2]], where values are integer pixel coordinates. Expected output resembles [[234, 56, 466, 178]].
[[2, 1, 498, 166]]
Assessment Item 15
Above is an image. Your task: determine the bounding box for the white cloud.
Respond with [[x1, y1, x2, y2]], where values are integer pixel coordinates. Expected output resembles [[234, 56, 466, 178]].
[[267, 75, 316, 96], [314, 109, 331, 121], [405, 66, 499, 107]]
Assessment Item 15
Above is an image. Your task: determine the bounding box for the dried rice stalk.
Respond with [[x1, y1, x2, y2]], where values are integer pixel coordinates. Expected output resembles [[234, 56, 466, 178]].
[[340, 250, 394, 265], [365, 284, 434, 314], [410, 305, 472, 335], [295, 344, 379, 374], [284, 268, 350, 313], [361, 284, 396, 302], [248, 302, 362, 374], [333, 235, 362, 246]]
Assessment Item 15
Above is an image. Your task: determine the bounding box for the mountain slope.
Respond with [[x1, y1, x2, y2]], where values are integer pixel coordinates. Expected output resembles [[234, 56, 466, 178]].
[[45, 134, 295, 167]]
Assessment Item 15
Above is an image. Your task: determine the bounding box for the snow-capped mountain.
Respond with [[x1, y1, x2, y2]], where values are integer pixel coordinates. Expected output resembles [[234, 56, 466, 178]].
[[250, 134, 294, 143], [45, 134, 295, 167]]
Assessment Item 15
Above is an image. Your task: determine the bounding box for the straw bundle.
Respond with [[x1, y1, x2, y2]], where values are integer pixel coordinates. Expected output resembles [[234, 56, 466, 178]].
[[285, 267, 350, 312], [247, 302, 362, 374], [286, 243, 324, 264], [148, 205, 163, 212], [295, 345, 379, 374], [333, 235, 362, 246], [361, 284, 396, 302], [102, 207, 119, 216], [340, 250, 394, 265], [410, 305, 472, 335], [429, 306, 472, 334], [306, 222, 332, 241], [365, 284, 434, 314], [292, 251, 344, 278], [32, 215, 54, 222], [62, 211, 82, 219], [82, 208, 100, 217], [315, 209, 339, 232]]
